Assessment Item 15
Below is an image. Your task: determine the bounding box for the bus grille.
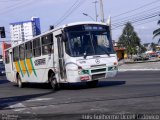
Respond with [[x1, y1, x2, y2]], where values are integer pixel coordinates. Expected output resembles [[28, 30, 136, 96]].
[[92, 73, 106, 80], [91, 68, 106, 73], [91, 64, 106, 68]]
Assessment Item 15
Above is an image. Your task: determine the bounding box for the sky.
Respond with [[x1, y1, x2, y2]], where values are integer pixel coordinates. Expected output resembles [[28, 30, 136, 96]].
[[0, 0, 160, 54]]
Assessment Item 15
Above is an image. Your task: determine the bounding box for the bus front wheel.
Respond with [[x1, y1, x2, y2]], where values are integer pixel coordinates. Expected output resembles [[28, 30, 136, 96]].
[[49, 73, 58, 91], [17, 74, 23, 88]]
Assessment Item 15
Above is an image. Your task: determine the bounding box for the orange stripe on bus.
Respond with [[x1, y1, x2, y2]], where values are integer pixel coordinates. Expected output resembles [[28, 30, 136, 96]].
[[20, 60, 26, 75], [26, 59, 33, 74], [14, 62, 20, 72]]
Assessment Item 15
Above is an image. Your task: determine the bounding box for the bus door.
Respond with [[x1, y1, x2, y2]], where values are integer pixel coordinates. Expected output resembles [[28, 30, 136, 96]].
[[9, 51, 13, 71], [9, 50, 15, 82], [56, 35, 66, 80], [9, 51, 16, 81]]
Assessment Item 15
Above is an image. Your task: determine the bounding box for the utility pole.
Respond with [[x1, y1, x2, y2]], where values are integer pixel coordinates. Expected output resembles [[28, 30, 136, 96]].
[[99, 0, 105, 22], [93, 0, 98, 21]]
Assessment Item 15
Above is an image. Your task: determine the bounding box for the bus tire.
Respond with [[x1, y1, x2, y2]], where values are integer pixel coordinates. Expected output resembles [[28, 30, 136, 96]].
[[49, 73, 58, 91], [17, 74, 23, 88], [86, 80, 98, 88]]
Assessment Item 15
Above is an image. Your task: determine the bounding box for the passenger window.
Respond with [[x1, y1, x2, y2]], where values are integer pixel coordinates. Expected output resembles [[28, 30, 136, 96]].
[[13, 46, 19, 62], [25, 41, 32, 58], [33, 38, 41, 57], [42, 34, 53, 55], [19, 44, 25, 60]]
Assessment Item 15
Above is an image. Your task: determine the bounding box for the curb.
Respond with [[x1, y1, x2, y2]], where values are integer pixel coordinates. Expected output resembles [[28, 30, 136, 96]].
[[118, 59, 160, 66], [118, 69, 160, 72], [125, 59, 160, 64]]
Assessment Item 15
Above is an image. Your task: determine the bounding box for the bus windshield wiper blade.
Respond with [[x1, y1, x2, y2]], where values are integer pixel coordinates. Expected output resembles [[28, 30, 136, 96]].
[[99, 46, 110, 56], [84, 51, 87, 59]]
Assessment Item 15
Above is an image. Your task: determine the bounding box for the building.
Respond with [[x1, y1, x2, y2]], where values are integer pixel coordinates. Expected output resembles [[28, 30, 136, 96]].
[[112, 40, 128, 60], [143, 43, 152, 51], [10, 17, 41, 46], [1, 42, 11, 60]]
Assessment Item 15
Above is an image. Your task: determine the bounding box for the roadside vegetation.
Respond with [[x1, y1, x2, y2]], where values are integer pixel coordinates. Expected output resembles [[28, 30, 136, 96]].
[[118, 22, 146, 58], [153, 19, 160, 44]]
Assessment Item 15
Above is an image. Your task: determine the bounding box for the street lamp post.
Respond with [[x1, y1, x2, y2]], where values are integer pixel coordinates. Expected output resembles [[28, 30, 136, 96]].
[[99, 0, 105, 22], [83, 13, 95, 21], [93, 0, 98, 21]]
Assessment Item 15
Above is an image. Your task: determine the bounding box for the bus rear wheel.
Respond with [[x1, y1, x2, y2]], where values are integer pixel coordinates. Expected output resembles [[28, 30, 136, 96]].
[[17, 74, 23, 88], [86, 80, 98, 88], [49, 73, 58, 91]]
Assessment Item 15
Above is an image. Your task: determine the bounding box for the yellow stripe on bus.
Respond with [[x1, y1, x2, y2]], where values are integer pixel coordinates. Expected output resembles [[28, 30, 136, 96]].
[[20, 60, 26, 75], [26, 59, 33, 74], [14, 62, 20, 72]]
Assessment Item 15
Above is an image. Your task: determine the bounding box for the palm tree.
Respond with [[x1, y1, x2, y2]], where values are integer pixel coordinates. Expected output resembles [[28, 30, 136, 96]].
[[153, 20, 160, 38]]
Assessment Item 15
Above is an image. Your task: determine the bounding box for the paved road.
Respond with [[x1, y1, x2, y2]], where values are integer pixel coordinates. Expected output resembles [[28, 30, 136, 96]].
[[0, 71, 160, 119], [119, 61, 160, 71]]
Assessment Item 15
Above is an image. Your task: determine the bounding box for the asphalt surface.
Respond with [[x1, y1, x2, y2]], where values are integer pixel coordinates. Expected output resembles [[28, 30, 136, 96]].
[[119, 61, 160, 71], [0, 70, 160, 120]]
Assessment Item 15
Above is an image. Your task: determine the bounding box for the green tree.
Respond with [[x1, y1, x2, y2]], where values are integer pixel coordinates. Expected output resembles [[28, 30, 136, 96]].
[[118, 22, 141, 58], [139, 45, 147, 53], [153, 20, 160, 38]]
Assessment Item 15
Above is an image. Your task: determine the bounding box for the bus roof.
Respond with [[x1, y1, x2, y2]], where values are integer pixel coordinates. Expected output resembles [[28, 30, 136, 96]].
[[4, 21, 108, 51], [61, 21, 108, 28]]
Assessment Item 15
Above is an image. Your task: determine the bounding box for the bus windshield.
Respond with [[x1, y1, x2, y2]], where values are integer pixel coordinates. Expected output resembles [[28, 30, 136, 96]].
[[65, 25, 115, 57]]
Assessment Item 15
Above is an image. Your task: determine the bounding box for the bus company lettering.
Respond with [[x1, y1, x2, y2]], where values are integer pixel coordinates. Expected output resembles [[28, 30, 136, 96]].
[[34, 58, 46, 66]]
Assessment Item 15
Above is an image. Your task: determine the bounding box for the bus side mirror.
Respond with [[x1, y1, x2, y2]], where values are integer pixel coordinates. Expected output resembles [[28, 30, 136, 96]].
[[62, 32, 67, 42]]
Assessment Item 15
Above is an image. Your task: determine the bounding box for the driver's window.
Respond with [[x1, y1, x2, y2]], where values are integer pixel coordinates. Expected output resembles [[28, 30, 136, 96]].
[[71, 37, 82, 56]]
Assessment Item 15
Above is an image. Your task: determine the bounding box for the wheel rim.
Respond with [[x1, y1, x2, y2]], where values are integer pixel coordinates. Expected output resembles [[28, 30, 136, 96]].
[[17, 75, 22, 88], [50, 74, 58, 90], [51, 78, 56, 88]]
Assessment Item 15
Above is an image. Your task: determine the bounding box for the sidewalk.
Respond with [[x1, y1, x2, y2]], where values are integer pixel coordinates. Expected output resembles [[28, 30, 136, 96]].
[[118, 58, 160, 66], [118, 60, 160, 72]]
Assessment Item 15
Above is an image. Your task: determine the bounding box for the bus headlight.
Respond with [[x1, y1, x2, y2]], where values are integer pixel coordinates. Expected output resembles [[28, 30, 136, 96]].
[[78, 69, 89, 75], [108, 66, 118, 71]]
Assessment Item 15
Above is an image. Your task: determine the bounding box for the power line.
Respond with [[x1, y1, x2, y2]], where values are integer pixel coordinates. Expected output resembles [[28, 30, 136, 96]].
[[54, 0, 80, 26], [0, 0, 25, 11], [112, 16, 158, 30], [112, 0, 160, 18], [134, 18, 158, 26], [112, 11, 160, 27], [111, 1, 160, 30], [112, 18, 158, 30], [54, 0, 86, 27], [0, 0, 33, 15], [0, 0, 22, 2], [113, 6, 160, 22], [112, 13, 159, 30]]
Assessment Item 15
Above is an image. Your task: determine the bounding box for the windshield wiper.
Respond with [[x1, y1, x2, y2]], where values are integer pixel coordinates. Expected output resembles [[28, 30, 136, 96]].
[[98, 46, 110, 56], [83, 51, 87, 59]]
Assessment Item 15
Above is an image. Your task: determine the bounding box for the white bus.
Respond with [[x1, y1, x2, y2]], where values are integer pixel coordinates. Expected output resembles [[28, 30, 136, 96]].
[[4, 21, 118, 90]]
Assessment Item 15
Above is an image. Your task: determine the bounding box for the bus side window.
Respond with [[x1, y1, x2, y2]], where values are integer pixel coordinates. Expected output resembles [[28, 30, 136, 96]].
[[42, 34, 53, 55], [5, 50, 10, 64], [33, 38, 41, 57], [25, 41, 32, 58], [13, 46, 19, 62], [19, 44, 25, 60]]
